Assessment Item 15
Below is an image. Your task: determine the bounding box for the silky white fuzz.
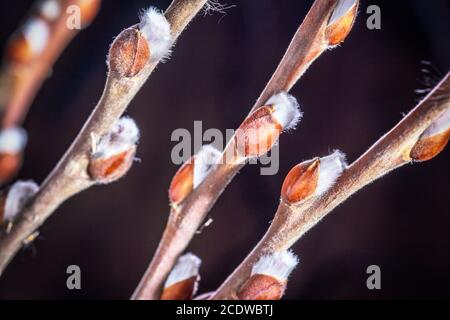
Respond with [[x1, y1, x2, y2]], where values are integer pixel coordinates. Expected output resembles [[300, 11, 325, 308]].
[[0, 127, 28, 154], [329, 0, 357, 25], [316, 150, 347, 196], [267, 92, 302, 131], [164, 253, 201, 288], [139, 7, 173, 62], [39, 0, 61, 21], [420, 108, 450, 138], [193, 145, 221, 189], [3, 181, 39, 222], [22, 18, 50, 54], [92, 117, 139, 159], [252, 250, 299, 282]]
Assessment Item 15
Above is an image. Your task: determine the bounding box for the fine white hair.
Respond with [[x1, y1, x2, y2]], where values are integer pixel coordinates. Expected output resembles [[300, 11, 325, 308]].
[[164, 253, 201, 288], [93, 117, 139, 159], [3, 180, 39, 222], [193, 145, 222, 189], [266, 92, 303, 131], [315, 150, 347, 196], [0, 127, 28, 154], [139, 7, 173, 62], [252, 250, 299, 282]]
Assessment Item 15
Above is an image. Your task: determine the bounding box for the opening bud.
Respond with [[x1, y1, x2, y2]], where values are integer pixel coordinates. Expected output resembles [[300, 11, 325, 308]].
[[410, 108, 450, 162], [325, 0, 358, 47], [88, 117, 139, 184], [0, 127, 28, 185], [0, 180, 38, 224], [235, 92, 302, 158], [169, 145, 221, 205], [6, 18, 50, 64], [161, 253, 201, 300], [282, 150, 347, 204], [237, 250, 299, 300]]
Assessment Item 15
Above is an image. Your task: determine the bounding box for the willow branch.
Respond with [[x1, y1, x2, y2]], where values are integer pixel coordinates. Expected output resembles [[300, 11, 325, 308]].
[[132, 0, 359, 300], [212, 72, 450, 299], [0, 0, 208, 277]]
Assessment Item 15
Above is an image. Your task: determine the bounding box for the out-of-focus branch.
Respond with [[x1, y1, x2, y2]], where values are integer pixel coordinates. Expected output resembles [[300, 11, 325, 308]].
[[132, 0, 359, 300], [212, 72, 450, 299], [0, 0, 101, 184], [0, 0, 208, 277]]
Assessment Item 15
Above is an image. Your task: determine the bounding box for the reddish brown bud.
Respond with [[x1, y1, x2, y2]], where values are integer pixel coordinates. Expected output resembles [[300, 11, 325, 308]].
[[169, 145, 221, 205], [108, 27, 150, 78], [0, 192, 6, 224], [281, 158, 320, 203], [409, 109, 450, 162], [325, 0, 358, 46], [410, 129, 450, 162], [237, 274, 285, 300], [161, 276, 198, 300], [88, 147, 136, 184], [235, 92, 301, 158], [88, 117, 139, 184], [169, 159, 194, 205]]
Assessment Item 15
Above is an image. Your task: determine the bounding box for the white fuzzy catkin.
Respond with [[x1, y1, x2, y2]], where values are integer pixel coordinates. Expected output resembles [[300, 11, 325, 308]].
[[252, 250, 299, 282], [3, 181, 39, 222], [22, 18, 50, 54], [329, 0, 357, 25], [267, 92, 303, 131], [193, 145, 221, 189], [0, 127, 28, 154], [315, 150, 347, 196], [92, 117, 139, 159], [420, 108, 450, 138], [39, 0, 61, 21], [164, 253, 201, 288], [139, 7, 173, 62]]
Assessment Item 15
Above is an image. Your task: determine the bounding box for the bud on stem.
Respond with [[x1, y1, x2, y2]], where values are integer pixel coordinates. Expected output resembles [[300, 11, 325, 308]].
[[169, 145, 221, 205], [282, 150, 347, 204], [410, 108, 450, 161], [0, 127, 27, 185], [88, 117, 139, 184], [161, 253, 201, 300], [237, 250, 298, 300], [326, 0, 359, 47], [235, 92, 302, 158], [0, 180, 38, 224], [108, 7, 172, 78]]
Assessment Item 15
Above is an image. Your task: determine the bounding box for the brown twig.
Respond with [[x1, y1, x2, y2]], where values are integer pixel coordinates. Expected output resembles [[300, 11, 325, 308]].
[[211, 72, 450, 299], [132, 0, 359, 300], [0, 0, 208, 277]]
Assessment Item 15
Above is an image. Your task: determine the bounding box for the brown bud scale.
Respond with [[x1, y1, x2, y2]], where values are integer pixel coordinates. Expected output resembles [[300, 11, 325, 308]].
[[281, 159, 320, 203], [0, 153, 23, 185], [169, 158, 194, 205], [88, 147, 136, 183], [326, 2, 358, 46], [109, 27, 150, 78], [161, 276, 197, 300], [410, 128, 450, 162], [237, 274, 285, 300], [235, 106, 283, 157]]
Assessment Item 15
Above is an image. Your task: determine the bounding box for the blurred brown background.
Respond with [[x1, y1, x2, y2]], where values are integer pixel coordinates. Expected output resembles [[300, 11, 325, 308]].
[[0, 0, 449, 299]]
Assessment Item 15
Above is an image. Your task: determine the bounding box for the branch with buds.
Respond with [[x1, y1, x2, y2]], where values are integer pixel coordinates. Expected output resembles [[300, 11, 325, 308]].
[[211, 72, 450, 299], [132, 0, 359, 300], [0, 0, 101, 184], [0, 0, 209, 276]]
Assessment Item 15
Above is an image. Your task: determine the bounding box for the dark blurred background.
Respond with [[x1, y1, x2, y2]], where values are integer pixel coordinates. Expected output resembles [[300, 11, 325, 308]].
[[0, 0, 449, 299]]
